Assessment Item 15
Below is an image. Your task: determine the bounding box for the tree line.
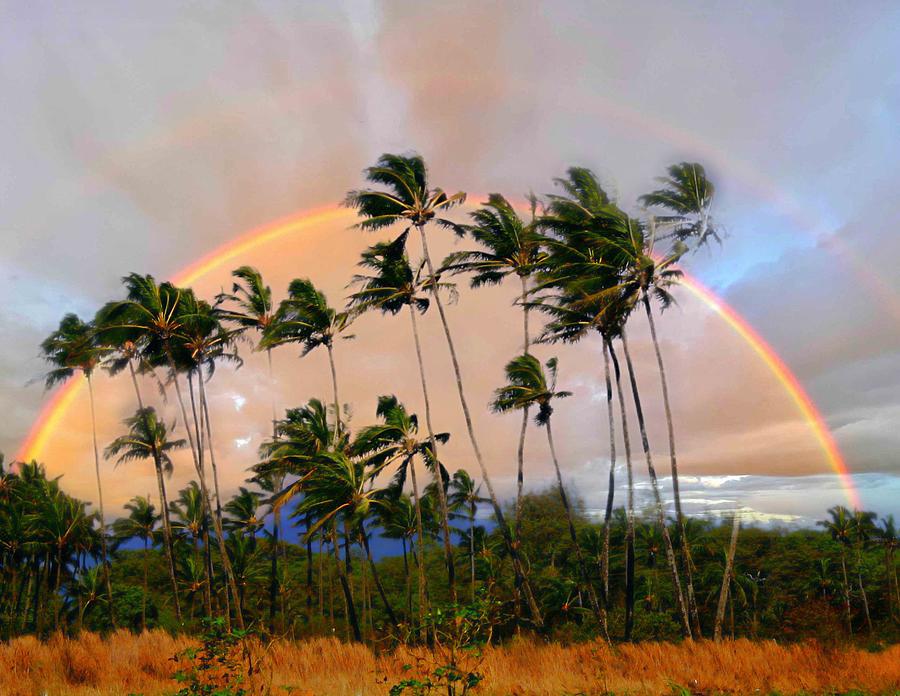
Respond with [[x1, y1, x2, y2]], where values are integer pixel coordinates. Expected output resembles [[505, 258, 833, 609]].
[[2, 153, 896, 644]]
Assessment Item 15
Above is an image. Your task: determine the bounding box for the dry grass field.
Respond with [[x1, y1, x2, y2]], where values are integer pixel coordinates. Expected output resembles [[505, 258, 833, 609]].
[[0, 631, 898, 696]]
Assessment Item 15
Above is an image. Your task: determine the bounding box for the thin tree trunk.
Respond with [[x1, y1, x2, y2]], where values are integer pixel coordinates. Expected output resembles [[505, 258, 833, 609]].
[[402, 537, 412, 621], [417, 225, 542, 627], [643, 294, 701, 636], [619, 330, 692, 638], [407, 454, 429, 635], [714, 514, 740, 641], [840, 545, 853, 635], [307, 513, 315, 624], [856, 545, 873, 633], [600, 338, 616, 606], [326, 343, 342, 446], [470, 502, 476, 602], [608, 342, 635, 640], [188, 372, 214, 619], [331, 526, 361, 641], [266, 348, 282, 634], [128, 361, 182, 622], [141, 537, 149, 632], [168, 352, 243, 630], [515, 274, 531, 543], [408, 303, 457, 604], [360, 523, 400, 630], [87, 374, 116, 629], [546, 420, 609, 639]]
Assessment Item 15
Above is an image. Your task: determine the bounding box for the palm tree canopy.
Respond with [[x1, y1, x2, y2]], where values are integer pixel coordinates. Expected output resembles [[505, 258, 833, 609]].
[[442, 193, 546, 287], [819, 505, 854, 546], [344, 153, 466, 231], [639, 162, 718, 248], [259, 278, 351, 354], [491, 354, 571, 426], [40, 314, 107, 387], [112, 495, 158, 546], [215, 265, 276, 335], [104, 407, 186, 475], [348, 230, 433, 316]]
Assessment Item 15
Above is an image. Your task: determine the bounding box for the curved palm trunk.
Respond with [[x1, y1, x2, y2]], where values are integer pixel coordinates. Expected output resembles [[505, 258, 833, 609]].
[[546, 419, 609, 639], [642, 294, 701, 635], [359, 523, 400, 630], [620, 330, 692, 638], [839, 545, 852, 635], [417, 225, 542, 627], [714, 513, 740, 641], [86, 374, 116, 629], [331, 525, 361, 641], [406, 454, 429, 635], [266, 348, 283, 633], [408, 304, 457, 604], [128, 361, 182, 622], [600, 339, 616, 606], [608, 342, 635, 640], [166, 351, 243, 630], [188, 373, 214, 619]]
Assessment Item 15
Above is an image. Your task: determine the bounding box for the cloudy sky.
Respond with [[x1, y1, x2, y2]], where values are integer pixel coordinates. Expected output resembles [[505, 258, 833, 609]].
[[2, 1, 898, 526]]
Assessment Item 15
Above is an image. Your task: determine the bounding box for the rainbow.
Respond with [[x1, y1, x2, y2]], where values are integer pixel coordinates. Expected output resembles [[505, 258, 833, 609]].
[[15, 205, 860, 508]]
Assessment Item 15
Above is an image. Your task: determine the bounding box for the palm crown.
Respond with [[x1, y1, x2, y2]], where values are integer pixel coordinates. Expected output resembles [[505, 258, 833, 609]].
[[491, 354, 571, 426]]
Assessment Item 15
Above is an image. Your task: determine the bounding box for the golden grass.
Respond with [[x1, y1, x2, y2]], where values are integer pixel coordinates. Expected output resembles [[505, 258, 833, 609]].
[[0, 631, 897, 695]]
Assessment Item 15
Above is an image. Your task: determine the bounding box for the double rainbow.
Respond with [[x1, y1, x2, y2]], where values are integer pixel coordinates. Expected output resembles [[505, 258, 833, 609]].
[[16, 205, 859, 508]]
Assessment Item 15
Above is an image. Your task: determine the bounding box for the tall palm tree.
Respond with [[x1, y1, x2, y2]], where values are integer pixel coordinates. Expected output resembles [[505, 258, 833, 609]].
[[346, 153, 541, 625], [349, 229, 460, 599], [354, 395, 448, 632], [216, 266, 285, 629], [713, 513, 740, 641], [105, 407, 185, 622], [819, 505, 855, 634], [491, 354, 608, 637], [448, 469, 487, 602], [261, 278, 352, 446], [443, 194, 546, 538], [112, 495, 159, 631], [851, 509, 877, 633], [40, 314, 116, 627]]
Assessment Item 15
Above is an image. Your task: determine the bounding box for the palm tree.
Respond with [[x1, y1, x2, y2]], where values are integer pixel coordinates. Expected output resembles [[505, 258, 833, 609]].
[[261, 278, 352, 446], [448, 469, 487, 602], [346, 153, 542, 625], [819, 505, 855, 634], [354, 395, 448, 632], [105, 407, 185, 622], [378, 493, 420, 621], [491, 354, 608, 637], [713, 513, 740, 641], [875, 515, 899, 621], [40, 314, 116, 627], [639, 162, 718, 249], [349, 229, 460, 599], [443, 194, 546, 539], [112, 495, 159, 631], [225, 487, 264, 538]]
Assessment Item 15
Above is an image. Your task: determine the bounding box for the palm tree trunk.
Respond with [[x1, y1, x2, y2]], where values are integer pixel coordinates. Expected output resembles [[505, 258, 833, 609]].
[[408, 304, 458, 604], [546, 419, 609, 639], [856, 545, 873, 632], [619, 330, 692, 638], [188, 373, 214, 620], [515, 274, 531, 544], [86, 374, 116, 629], [167, 351, 243, 630], [600, 338, 616, 607], [406, 454, 429, 635], [402, 537, 412, 621], [306, 513, 315, 625], [360, 523, 400, 630], [470, 502, 476, 602], [326, 343, 342, 446], [840, 545, 853, 635], [642, 294, 701, 636], [141, 538, 149, 632], [331, 526, 361, 641], [128, 361, 182, 623], [417, 225, 542, 627], [714, 514, 740, 641], [607, 341, 636, 640]]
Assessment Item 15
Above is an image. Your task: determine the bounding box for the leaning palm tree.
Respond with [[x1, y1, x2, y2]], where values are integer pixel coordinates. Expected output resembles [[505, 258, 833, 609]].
[[639, 162, 718, 249], [448, 469, 488, 602], [260, 278, 352, 446], [40, 313, 116, 627], [349, 229, 459, 599], [819, 505, 855, 634], [346, 153, 541, 626], [491, 354, 608, 638], [112, 495, 159, 631], [442, 193, 546, 540], [105, 407, 185, 622]]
